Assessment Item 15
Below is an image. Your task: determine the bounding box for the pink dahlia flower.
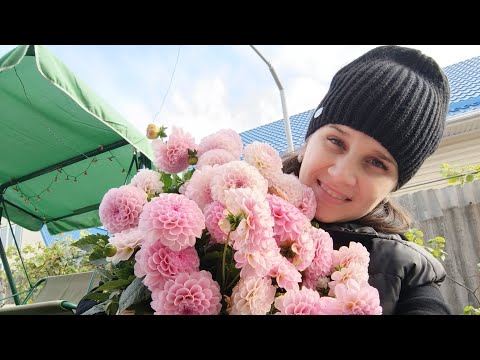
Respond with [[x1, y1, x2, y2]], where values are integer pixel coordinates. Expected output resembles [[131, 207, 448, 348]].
[[333, 279, 382, 315], [196, 148, 236, 170], [151, 270, 222, 315], [99, 185, 147, 234], [302, 227, 334, 289], [197, 129, 243, 159], [331, 241, 370, 271], [134, 240, 199, 292], [297, 184, 316, 221], [269, 173, 304, 207], [328, 263, 369, 297], [220, 187, 274, 252], [130, 169, 163, 195], [204, 201, 228, 244], [184, 165, 218, 211], [266, 194, 309, 245], [106, 228, 144, 264], [274, 288, 324, 315], [139, 193, 205, 251], [234, 247, 281, 279], [210, 161, 268, 205], [268, 256, 302, 291], [227, 276, 276, 315], [243, 142, 283, 186], [152, 126, 197, 174]]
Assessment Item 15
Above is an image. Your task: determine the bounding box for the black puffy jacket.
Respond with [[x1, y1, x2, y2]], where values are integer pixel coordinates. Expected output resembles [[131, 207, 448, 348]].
[[320, 222, 452, 315]]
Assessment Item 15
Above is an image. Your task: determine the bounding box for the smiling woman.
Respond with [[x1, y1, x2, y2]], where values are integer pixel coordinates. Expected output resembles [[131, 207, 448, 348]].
[[282, 45, 452, 315], [299, 124, 399, 223]]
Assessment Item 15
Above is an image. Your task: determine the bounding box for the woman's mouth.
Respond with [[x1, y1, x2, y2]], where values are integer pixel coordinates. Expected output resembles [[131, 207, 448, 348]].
[[317, 180, 352, 201]]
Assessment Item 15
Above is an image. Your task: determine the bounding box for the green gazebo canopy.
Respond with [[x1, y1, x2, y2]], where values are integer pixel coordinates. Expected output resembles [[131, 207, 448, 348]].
[[0, 45, 153, 234]]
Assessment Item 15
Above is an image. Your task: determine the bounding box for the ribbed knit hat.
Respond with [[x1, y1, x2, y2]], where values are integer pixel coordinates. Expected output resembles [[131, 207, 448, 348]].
[[305, 45, 450, 189]]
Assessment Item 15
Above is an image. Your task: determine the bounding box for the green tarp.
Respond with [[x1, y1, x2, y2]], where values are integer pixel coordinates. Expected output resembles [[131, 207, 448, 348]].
[[0, 45, 153, 234]]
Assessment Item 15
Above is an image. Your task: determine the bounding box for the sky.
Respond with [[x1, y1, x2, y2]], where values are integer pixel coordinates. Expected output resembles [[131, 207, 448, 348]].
[[1, 45, 480, 141]]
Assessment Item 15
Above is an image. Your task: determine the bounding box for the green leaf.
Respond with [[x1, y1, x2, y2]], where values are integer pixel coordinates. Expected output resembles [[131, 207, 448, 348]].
[[118, 277, 152, 313], [183, 168, 195, 182], [415, 230, 424, 237], [81, 302, 108, 315], [160, 172, 173, 192], [83, 292, 110, 302], [72, 234, 110, 253], [96, 279, 132, 291]]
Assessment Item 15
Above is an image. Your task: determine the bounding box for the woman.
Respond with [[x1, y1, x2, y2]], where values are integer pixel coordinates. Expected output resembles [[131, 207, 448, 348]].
[[283, 45, 452, 315]]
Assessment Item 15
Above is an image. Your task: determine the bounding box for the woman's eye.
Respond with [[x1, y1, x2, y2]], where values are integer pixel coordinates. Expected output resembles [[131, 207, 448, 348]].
[[370, 158, 387, 170], [328, 137, 343, 148]]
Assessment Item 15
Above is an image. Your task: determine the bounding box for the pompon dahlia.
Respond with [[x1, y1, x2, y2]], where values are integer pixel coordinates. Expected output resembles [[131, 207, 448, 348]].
[[274, 288, 323, 315], [139, 193, 205, 251], [99, 185, 147, 234], [197, 128, 243, 159], [269, 172, 304, 207], [266, 194, 309, 244], [134, 239, 199, 292], [184, 165, 218, 211], [130, 169, 164, 195], [297, 184, 317, 221], [302, 227, 334, 289], [204, 201, 228, 244], [227, 276, 276, 315], [152, 126, 197, 174], [196, 148, 236, 170], [151, 270, 222, 315], [106, 228, 144, 264], [210, 161, 268, 205], [243, 142, 283, 186], [332, 279, 382, 315], [331, 241, 370, 271]]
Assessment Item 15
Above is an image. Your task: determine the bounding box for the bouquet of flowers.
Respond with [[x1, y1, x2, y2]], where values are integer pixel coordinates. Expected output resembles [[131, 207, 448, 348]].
[[74, 124, 382, 315]]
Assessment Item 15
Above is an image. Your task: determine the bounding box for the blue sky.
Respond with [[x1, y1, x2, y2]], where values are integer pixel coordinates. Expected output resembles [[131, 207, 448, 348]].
[[1, 45, 480, 141]]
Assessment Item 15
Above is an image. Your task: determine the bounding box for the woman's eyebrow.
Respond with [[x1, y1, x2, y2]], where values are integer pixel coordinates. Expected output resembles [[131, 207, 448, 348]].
[[328, 124, 348, 135], [374, 151, 396, 166]]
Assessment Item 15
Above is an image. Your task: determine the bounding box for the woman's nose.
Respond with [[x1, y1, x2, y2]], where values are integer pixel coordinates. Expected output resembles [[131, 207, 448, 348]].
[[327, 156, 357, 187]]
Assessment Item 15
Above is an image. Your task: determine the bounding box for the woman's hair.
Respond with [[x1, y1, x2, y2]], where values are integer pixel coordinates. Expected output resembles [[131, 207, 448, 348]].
[[282, 149, 412, 234]]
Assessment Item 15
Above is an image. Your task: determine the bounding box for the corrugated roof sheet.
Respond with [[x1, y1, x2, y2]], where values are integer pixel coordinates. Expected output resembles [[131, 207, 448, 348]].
[[240, 54, 480, 154], [444, 56, 480, 115]]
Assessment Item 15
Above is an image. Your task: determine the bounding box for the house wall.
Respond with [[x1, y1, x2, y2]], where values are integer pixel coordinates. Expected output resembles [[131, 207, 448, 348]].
[[394, 128, 480, 197]]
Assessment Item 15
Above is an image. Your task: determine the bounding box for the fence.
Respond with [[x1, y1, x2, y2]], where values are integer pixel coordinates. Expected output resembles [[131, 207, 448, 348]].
[[396, 181, 480, 314]]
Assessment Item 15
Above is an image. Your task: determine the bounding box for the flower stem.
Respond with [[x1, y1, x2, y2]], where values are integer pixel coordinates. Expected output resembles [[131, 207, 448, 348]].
[[225, 272, 240, 292], [222, 233, 230, 289]]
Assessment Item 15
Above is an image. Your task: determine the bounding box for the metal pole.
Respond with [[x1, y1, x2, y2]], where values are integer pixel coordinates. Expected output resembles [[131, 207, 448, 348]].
[[250, 45, 294, 153], [0, 202, 21, 305]]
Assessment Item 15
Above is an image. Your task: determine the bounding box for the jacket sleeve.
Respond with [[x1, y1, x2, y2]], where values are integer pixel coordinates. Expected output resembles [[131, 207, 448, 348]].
[[395, 283, 452, 315], [396, 241, 452, 315]]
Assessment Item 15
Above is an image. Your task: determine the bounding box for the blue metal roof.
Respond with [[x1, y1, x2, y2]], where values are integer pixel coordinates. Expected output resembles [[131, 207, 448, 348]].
[[240, 54, 480, 155], [444, 56, 480, 115]]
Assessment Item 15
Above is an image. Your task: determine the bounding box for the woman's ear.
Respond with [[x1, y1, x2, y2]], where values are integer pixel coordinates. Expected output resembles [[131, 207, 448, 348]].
[[297, 153, 303, 164]]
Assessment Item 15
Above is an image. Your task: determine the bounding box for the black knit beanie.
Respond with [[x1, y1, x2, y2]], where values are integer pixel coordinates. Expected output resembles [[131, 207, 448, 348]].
[[305, 45, 450, 189]]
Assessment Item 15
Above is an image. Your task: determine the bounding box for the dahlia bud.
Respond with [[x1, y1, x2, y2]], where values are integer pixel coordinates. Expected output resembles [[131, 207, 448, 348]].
[[146, 124, 160, 139], [104, 243, 117, 257], [187, 149, 198, 165], [146, 124, 168, 140]]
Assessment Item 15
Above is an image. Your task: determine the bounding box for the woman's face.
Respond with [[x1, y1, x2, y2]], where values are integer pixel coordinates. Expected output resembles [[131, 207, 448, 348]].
[[299, 124, 399, 223]]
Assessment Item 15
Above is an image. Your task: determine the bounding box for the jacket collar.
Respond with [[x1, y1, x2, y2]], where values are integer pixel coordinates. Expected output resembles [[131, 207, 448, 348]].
[[315, 221, 404, 241]]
